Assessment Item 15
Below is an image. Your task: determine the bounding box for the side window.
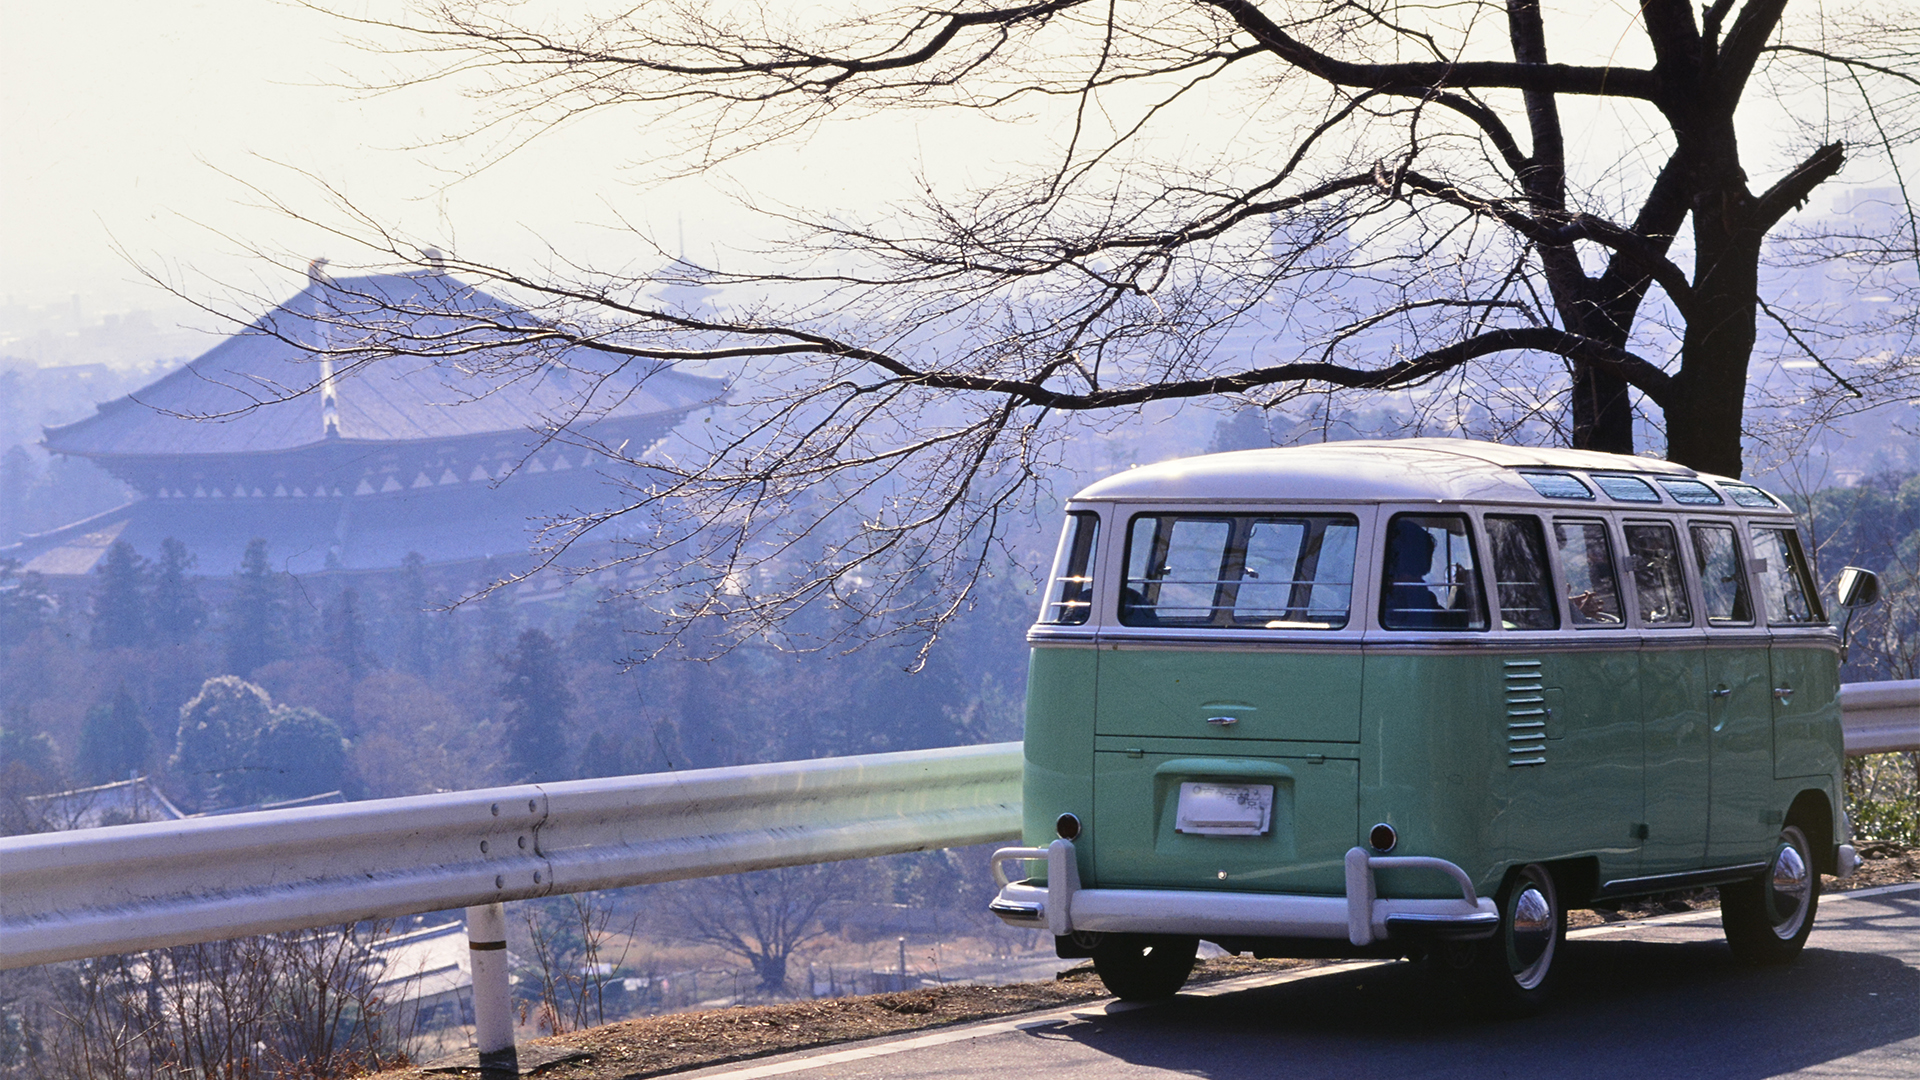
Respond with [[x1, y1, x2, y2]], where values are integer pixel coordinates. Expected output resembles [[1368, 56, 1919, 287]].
[[1553, 519, 1624, 626], [1623, 522, 1694, 626], [1752, 526, 1825, 625], [1485, 515, 1558, 629], [1380, 514, 1488, 631], [1690, 523, 1754, 626], [1039, 511, 1099, 625]]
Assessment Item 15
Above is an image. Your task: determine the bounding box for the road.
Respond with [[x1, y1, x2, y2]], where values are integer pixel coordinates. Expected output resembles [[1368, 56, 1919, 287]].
[[683, 883, 1920, 1080]]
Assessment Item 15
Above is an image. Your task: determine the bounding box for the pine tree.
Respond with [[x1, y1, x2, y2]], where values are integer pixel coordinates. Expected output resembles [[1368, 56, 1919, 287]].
[[150, 537, 207, 648], [323, 586, 376, 679], [576, 729, 631, 780], [392, 552, 432, 678], [0, 559, 52, 647], [90, 540, 150, 650], [76, 683, 151, 783], [224, 539, 286, 676], [499, 628, 573, 784], [0, 446, 37, 545]]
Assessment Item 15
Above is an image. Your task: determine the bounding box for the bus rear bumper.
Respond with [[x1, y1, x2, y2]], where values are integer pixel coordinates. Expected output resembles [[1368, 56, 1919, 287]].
[[989, 840, 1498, 947]]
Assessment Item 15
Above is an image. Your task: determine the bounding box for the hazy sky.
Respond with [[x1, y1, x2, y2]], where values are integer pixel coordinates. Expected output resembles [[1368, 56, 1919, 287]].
[[1, 0, 1887, 358], [0, 1, 847, 329]]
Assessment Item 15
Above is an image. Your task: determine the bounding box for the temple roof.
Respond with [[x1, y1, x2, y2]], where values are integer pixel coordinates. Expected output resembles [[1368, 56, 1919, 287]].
[[43, 269, 724, 459]]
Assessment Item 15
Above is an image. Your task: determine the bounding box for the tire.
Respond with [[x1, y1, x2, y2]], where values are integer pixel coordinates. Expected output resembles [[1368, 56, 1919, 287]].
[[1090, 934, 1198, 1000], [1722, 825, 1819, 965], [1425, 863, 1564, 1016]]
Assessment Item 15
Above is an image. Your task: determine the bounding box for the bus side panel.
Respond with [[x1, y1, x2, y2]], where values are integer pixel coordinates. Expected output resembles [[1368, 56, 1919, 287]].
[[1771, 641, 1842, 782], [1534, 646, 1645, 881], [1706, 640, 1777, 864], [1022, 645, 1099, 884], [1360, 652, 1503, 898], [1640, 647, 1710, 874]]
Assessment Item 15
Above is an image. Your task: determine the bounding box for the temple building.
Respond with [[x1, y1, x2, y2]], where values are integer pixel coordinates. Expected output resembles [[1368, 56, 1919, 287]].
[[10, 264, 722, 578]]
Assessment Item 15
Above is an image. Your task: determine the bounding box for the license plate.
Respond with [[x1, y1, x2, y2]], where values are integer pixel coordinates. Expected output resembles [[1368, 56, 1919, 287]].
[[1175, 782, 1274, 836]]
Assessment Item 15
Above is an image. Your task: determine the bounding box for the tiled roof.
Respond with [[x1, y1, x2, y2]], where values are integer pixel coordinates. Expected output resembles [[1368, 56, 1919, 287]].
[[44, 271, 723, 458]]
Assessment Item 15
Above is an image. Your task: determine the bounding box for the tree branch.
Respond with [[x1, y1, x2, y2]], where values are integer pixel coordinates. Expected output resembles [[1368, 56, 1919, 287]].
[[1754, 142, 1847, 231], [1715, 0, 1791, 100], [1395, 171, 1697, 316], [1200, 0, 1660, 99]]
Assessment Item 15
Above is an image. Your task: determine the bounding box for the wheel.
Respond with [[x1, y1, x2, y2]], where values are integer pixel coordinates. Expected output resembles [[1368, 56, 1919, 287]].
[[1090, 934, 1198, 1000], [1722, 825, 1819, 964], [1425, 863, 1564, 1015]]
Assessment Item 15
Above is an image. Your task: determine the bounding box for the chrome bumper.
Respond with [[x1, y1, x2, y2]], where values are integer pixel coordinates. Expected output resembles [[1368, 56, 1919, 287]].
[[989, 839, 1498, 947], [1837, 843, 1861, 879]]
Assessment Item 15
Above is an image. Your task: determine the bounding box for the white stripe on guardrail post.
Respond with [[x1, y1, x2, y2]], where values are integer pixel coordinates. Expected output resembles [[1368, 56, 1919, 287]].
[[466, 902, 515, 1070], [1839, 679, 1920, 756]]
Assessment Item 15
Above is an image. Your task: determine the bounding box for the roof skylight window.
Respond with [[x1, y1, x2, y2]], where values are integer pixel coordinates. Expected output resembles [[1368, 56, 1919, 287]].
[[1657, 478, 1724, 505], [1520, 472, 1593, 500], [1591, 475, 1660, 502], [1722, 483, 1781, 509]]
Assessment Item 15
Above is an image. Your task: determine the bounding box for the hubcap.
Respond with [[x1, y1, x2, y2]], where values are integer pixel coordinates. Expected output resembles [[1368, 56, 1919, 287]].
[[1766, 837, 1811, 940], [1508, 874, 1557, 989]]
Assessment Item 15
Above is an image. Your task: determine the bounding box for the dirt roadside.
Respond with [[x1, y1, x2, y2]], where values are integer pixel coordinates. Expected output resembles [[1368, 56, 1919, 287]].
[[373, 844, 1918, 1080]]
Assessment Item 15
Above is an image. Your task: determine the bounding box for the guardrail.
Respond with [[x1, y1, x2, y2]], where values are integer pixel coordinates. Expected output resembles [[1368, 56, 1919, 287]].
[[1840, 678, 1920, 756], [0, 742, 1022, 972], [1, 681, 1913, 1066]]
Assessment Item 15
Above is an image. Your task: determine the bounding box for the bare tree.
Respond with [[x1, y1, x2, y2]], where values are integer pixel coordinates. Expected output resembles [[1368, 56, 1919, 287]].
[[662, 865, 854, 995], [170, 0, 1920, 655]]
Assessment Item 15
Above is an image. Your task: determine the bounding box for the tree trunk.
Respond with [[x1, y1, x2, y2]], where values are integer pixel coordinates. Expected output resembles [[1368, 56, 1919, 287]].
[[1570, 362, 1635, 453], [1664, 193, 1764, 478]]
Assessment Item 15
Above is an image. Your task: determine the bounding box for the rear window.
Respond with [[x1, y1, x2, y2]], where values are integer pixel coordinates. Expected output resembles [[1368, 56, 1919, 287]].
[[1120, 513, 1358, 629]]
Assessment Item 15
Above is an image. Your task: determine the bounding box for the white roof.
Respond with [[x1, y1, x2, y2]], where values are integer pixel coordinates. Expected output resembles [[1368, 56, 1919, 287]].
[[1072, 438, 1718, 504]]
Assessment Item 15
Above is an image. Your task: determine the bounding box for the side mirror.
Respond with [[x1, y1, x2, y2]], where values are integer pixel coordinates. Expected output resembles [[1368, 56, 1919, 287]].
[[1836, 566, 1882, 609], [1833, 566, 1881, 665]]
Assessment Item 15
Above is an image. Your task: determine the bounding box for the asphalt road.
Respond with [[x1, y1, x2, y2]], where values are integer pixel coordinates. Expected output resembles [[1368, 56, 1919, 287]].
[[683, 882, 1920, 1080]]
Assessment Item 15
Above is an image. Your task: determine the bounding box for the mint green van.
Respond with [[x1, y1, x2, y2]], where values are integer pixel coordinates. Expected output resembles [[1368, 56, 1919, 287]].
[[990, 439, 1875, 1010]]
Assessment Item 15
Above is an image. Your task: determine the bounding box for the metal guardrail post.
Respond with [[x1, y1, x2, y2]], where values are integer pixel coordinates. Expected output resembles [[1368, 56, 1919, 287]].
[[466, 902, 515, 1072]]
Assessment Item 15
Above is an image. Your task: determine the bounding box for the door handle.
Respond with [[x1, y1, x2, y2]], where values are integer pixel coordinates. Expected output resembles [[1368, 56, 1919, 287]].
[[1710, 686, 1732, 699], [1206, 716, 1239, 726], [1773, 686, 1794, 703]]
